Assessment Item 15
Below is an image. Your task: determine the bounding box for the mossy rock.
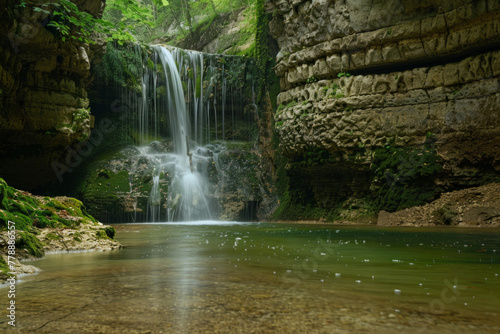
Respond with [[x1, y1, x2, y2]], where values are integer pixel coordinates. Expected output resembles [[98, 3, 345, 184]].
[[104, 226, 116, 239], [16, 231, 45, 258], [433, 204, 458, 225], [96, 229, 110, 239], [45, 232, 62, 241], [80, 169, 131, 220], [0, 178, 10, 210], [0, 178, 100, 231], [370, 144, 442, 212], [0, 256, 13, 279]]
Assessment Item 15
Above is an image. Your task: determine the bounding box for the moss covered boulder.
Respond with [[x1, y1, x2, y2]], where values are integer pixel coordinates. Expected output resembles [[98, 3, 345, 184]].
[[0, 178, 121, 281]]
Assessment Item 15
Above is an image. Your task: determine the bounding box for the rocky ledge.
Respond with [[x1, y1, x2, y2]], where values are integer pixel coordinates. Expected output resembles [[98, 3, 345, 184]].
[[377, 182, 500, 227], [0, 178, 120, 283]]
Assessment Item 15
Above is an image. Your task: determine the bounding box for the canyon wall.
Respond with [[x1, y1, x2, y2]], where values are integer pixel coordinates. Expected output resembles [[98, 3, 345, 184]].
[[0, 0, 106, 190], [268, 0, 500, 213]]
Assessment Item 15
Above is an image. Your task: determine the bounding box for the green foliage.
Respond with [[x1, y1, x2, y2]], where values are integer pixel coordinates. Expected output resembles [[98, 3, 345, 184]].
[[95, 42, 146, 88], [306, 76, 318, 83], [29, 0, 135, 45], [370, 143, 442, 212], [73, 108, 90, 141], [337, 72, 351, 78], [324, 83, 344, 99], [276, 100, 298, 114], [33, 0, 99, 43], [103, 0, 154, 43], [333, 92, 345, 99]]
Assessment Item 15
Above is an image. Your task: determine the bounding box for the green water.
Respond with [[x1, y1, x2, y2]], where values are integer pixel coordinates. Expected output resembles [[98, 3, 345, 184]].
[[2, 222, 500, 333]]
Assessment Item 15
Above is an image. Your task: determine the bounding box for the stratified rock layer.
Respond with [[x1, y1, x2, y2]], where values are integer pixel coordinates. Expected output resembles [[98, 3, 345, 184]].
[[0, 0, 106, 190], [269, 0, 500, 208]]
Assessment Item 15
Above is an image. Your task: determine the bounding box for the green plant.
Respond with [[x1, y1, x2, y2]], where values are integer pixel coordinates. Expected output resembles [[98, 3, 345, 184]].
[[95, 42, 146, 88], [306, 75, 318, 83], [74, 108, 89, 124], [276, 100, 298, 113], [387, 28, 392, 35], [337, 72, 351, 78], [33, 0, 126, 44], [275, 121, 283, 127]]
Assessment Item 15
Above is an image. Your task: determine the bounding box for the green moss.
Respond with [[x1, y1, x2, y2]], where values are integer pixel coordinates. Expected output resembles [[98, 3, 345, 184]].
[[16, 231, 45, 258], [370, 143, 442, 212], [104, 226, 116, 239], [46, 200, 67, 211], [0, 178, 99, 231], [0, 178, 10, 210], [96, 229, 109, 239], [76, 167, 131, 220], [0, 256, 12, 279], [276, 100, 298, 114], [45, 232, 61, 241]]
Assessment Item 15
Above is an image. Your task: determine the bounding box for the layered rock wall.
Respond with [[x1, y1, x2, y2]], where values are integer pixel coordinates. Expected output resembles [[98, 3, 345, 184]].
[[0, 0, 106, 190], [269, 0, 500, 208]]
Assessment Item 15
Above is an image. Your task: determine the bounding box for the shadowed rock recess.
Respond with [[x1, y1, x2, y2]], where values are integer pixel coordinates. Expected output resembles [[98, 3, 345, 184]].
[[0, 0, 106, 190], [268, 0, 500, 215]]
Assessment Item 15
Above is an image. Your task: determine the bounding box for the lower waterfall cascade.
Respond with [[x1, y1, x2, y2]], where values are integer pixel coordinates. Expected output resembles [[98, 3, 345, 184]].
[[123, 45, 258, 222]]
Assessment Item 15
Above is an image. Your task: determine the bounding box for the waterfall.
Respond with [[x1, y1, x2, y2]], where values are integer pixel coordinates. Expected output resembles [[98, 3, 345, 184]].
[[125, 46, 255, 222]]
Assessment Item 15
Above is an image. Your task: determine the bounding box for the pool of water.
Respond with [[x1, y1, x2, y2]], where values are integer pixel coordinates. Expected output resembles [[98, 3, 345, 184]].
[[2, 222, 500, 333]]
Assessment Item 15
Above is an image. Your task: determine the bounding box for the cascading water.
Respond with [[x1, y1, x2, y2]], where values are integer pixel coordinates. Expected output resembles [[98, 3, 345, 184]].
[[128, 45, 256, 222]]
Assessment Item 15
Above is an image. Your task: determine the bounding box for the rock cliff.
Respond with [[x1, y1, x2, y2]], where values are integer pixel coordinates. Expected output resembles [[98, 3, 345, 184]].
[[268, 0, 500, 213], [0, 0, 106, 190]]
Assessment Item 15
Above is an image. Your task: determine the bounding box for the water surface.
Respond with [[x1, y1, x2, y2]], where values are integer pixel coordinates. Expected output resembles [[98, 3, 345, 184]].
[[2, 222, 500, 333]]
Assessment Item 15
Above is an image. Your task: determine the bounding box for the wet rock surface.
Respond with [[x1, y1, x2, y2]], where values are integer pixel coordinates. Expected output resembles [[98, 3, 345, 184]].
[[0, 0, 106, 190], [268, 0, 500, 215], [75, 140, 274, 223]]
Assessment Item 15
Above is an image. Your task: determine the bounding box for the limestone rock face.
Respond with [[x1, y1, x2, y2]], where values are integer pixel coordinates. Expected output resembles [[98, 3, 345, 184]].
[[0, 0, 106, 190], [269, 0, 500, 207]]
